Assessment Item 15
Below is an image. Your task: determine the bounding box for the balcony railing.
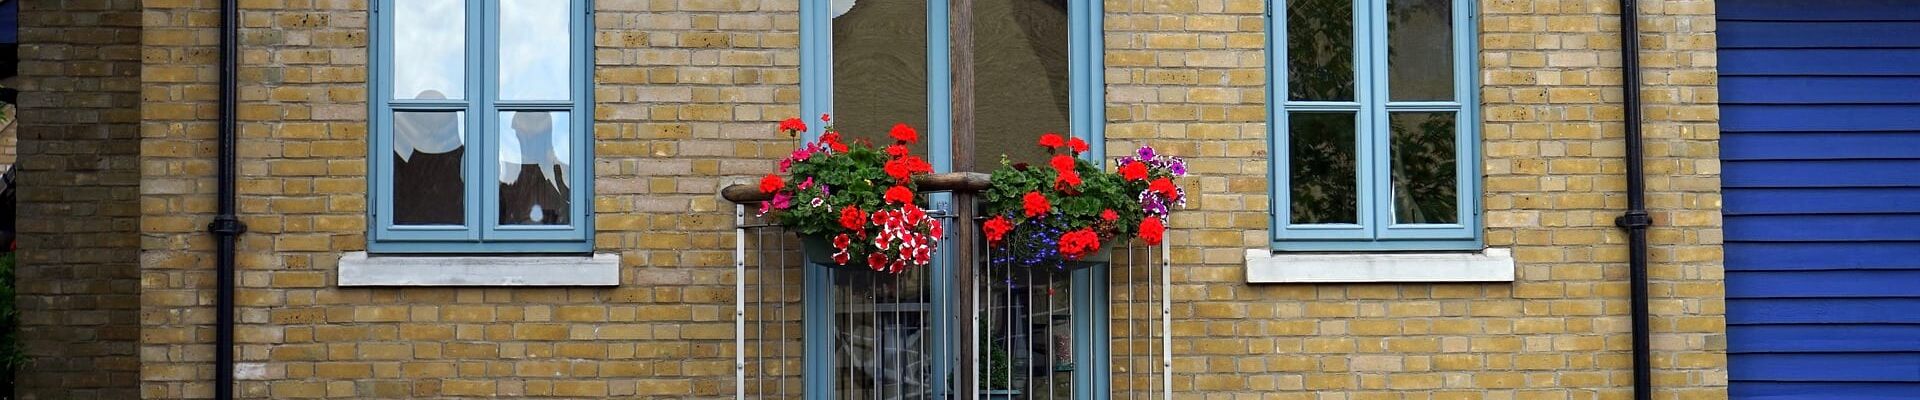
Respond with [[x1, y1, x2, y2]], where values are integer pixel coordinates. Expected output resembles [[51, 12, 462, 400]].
[[724, 173, 1173, 399]]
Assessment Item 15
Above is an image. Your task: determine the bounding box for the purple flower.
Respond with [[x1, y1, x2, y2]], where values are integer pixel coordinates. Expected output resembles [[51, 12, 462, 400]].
[[1137, 145, 1156, 160]]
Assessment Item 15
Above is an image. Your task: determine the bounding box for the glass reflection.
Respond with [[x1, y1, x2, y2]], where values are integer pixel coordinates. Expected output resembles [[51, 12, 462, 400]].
[[1388, 0, 1454, 101], [394, 0, 466, 100], [833, 0, 930, 155], [499, 111, 571, 226], [393, 110, 466, 225], [973, 0, 1071, 169], [499, 0, 572, 101], [1289, 112, 1358, 225], [1286, 0, 1354, 101], [1390, 112, 1458, 224]]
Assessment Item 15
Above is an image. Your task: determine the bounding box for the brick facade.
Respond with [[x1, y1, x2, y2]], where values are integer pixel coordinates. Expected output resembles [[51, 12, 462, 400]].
[[20, 0, 1727, 398], [13, 0, 146, 398]]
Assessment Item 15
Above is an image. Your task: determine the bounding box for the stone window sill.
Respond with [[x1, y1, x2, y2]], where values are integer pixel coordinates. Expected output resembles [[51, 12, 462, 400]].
[[1245, 248, 1515, 283], [338, 252, 620, 287]]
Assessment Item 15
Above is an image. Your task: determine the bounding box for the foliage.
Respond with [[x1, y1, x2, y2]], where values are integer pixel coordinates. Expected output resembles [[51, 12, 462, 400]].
[[759, 115, 942, 274], [0, 248, 27, 384], [982, 134, 1186, 268]]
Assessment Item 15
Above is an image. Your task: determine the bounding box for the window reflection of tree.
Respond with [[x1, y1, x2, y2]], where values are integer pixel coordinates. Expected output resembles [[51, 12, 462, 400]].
[[1391, 114, 1457, 224]]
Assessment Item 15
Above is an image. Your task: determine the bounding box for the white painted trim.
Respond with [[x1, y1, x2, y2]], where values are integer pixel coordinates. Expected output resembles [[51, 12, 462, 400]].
[[338, 252, 621, 287], [1245, 248, 1515, 283]]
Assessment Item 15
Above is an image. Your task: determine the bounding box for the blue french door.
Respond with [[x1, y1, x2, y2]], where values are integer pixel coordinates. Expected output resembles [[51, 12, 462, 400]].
[[796, 0, 1108, 397]]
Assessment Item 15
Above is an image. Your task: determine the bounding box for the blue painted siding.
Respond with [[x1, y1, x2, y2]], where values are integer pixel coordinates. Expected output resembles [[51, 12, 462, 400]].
[[1721, 1, 1920, 398]]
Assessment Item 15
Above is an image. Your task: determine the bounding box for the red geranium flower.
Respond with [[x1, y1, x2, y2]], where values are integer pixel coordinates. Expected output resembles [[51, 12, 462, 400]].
[[821, 132, 848, 153], [884, 159, 913, 182], [1022, 191, 1051, 217], [839, 206, 867, 231], [885, 185, 914, 204], [1067, 137, 1089, 154], [1049, 154, 1076, 173], [889, 123, 919, 144], [1138, 217, 1165, 245], [777, 117, 807, 135], [983, 216, 1012, 245], [1056, 169, 1082, 188], [886, 144, 909, 158], [821, 113, 832, 123], [759, 174, 784, 194], [1058, 228, 1102, 260], [1101, 209, 1118, 222], [1119, 161, 1148, 181], [1149, 177, 1180, 200], [1037, 133, 1065, 149]]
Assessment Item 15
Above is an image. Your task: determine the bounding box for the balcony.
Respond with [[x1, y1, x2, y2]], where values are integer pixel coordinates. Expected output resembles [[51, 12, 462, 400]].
[[723, 172, 1174, 399]]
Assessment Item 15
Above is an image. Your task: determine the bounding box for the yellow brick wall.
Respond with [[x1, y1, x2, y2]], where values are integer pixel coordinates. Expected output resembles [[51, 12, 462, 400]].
[[14, 0, 145, 398], [133, 0, 1724, 399]]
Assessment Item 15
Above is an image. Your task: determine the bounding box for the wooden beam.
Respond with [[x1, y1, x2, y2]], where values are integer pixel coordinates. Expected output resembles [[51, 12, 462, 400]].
[[718, 171, 991, 203]]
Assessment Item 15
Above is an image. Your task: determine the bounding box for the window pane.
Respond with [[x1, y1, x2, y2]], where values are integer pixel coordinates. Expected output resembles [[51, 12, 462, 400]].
[[498, 111, 572, 226], [832, 0, 930, 156], [1288, 112, 1358, 224], [1388, 0, 1454, 101], [972, 0, 1070, 169], [393, 0, 466, 100], [1285, 0, 1354, 101], [393, 111, 467, 225], [1390, 112, 1459, 224], [499, 0, 572, 101]]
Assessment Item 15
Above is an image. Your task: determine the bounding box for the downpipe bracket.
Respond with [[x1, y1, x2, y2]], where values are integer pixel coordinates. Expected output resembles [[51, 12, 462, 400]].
[[1615, 210, 1651, 230], [208, 216, 248, 236]]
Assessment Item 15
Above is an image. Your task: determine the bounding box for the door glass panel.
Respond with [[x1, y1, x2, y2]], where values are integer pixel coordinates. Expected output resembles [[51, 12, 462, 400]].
[[393, 0, 466, 100], [498, 111, 572, 226], [1288, 112, 1358, 225], [1388, 0, 1454, 101], [392, 111, 467, 225], [833, 0, 930, 156], [973, 0, 1071, 169], [833, 269, 933, 398], [1390, 112, 1459, 224], [499, 0, 572, 101], [1285, 0, 1355, 101]]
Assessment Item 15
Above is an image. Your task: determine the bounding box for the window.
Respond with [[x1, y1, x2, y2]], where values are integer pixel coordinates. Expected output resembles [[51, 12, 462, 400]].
[[369, 0, 593, 253], [1270, 0, 1480, 251]]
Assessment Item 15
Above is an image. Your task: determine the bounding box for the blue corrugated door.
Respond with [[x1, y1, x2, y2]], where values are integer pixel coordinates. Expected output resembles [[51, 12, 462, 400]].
[[1721, 1, 1920, 399]]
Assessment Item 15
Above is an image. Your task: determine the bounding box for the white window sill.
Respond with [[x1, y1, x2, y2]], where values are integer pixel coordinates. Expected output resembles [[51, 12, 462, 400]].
[[1245, 248, 1515, 283], [339, 252, 621, 287]]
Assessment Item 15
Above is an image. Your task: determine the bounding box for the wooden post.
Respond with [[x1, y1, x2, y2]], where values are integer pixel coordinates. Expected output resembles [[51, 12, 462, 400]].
[[949, 0, 978, 397]]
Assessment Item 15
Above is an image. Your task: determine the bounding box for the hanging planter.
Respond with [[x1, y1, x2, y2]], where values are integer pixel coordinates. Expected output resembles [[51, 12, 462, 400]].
[[755, 115, 942, 275], [982, 135, 1187, 271]]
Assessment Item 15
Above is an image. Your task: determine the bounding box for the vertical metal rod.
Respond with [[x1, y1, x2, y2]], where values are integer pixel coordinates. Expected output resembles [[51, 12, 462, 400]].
[[1024, 267, 1034, 398], [1003, 258, 1013, 397], [848, 269, 856, 400], [870, 273, 880, 400], [1046, 270, 1056, 400], [1160, 242, 1173, 400], [734, 205, 747, 399], [779, 232, 789, 398], [758, 226, 768, 397], [1126, 243, 1137, 399], [1147, 243, 1157, 398]]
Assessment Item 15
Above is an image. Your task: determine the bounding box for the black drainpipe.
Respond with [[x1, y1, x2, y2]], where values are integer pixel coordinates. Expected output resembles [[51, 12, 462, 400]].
[[208, 0, 248, 399], [1613, 1, 1653, 400]]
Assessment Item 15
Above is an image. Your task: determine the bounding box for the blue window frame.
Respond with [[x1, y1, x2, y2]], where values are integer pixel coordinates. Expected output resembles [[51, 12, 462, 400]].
[[1269, 0, 1480, 251], [369, 0, 593, 254]]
